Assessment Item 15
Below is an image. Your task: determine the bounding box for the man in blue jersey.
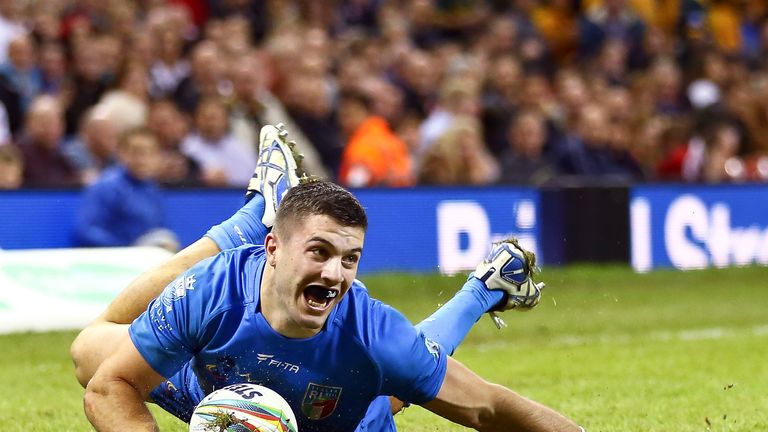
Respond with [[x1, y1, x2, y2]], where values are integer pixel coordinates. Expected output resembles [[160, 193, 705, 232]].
[[74, 124, 583, 431]]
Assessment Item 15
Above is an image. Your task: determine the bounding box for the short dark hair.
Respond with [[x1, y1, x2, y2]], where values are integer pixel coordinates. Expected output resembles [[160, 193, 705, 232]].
[[274, 180, 368, 236]]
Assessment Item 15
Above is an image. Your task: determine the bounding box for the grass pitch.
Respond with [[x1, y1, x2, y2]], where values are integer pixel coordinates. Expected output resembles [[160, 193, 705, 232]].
[[2, 265, 767, 431]]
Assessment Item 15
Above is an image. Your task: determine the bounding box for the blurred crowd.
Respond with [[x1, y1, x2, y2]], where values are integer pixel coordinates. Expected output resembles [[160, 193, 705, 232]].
[[0, 0, 767, 191]]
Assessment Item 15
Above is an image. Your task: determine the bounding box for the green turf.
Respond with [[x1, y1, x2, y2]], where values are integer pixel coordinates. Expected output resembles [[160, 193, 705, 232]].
[[2, 265, 767, 431]]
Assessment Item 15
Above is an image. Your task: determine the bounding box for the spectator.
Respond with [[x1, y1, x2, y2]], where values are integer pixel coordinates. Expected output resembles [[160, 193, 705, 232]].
[[419, 116, 499, 185], [34, 5, 59, 39], [282, 73, 340, 178], [96, 61, 150, 134], [0, 142, 22, 189], [180, 97, 256, 187], [591, 39, 629, 86], [357, 75, 406, 134], [0, 73, 20, 138], [530, 0, 581, 64], [19, 95, 80, 187], [558, 103, 641, 181], [498, 110, 560, 185], [64, 37, 109, 136], [579, 0, 646, 66], [648, 56, 688, 116], [481, 54, 524, 157], [226, 53, 329, 178], [147, 99, 200, 187], [75, 128, 178, 252], [700, 120, 745, 183], [208, 0, 270, 44], [95, 35, 123, 82], [149, 27, 190, 99], [553, 68, 592, 131], [0, 0, 25, 65], [655, 118, 701, 182], [0, 35, 42, 111], [408, 0, 490, 47], [706, 0, 744, 54], [485, 16, 519, 57], [63, 106, 119, 185], [173, 40, 225, 114], [338, 90, 413, 187], [391, 49, 438, 118], [39, 42, 67, 95], [418, 75, 481, 161]]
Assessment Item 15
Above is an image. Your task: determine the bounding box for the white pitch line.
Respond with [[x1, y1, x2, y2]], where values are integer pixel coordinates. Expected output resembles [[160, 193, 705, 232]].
[[473, 324, 768, 351]]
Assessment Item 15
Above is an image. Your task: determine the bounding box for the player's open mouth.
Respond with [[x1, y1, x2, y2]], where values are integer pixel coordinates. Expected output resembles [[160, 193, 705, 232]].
[[303, 285, 338, 311]]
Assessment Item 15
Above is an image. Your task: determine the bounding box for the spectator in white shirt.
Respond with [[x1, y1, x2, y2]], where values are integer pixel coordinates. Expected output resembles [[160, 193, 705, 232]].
[[180, 97, 256, 187]]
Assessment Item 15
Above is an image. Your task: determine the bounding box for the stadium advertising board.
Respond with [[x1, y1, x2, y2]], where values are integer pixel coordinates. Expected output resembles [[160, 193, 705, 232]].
[[0, 188, 540, 276], [0, 247, 172, 333], [630, 184, 768, 272], [354, 187, 540, 274]]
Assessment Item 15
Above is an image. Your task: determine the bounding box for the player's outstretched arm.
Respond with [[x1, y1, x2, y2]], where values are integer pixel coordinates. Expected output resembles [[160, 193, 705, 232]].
[[84, 334, 166, 431], [422, 357, 582, 432], [416, 238, 543, 355], [97, 237, 220, 324], [70, 237, 220, 387]]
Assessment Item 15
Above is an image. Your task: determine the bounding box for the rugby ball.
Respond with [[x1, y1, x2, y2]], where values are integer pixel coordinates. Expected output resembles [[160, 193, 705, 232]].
[[189, 383, 298, 432]]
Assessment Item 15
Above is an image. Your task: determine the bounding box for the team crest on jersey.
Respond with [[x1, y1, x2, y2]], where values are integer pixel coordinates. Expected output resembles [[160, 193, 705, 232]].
[[301, 383, 342, 420]]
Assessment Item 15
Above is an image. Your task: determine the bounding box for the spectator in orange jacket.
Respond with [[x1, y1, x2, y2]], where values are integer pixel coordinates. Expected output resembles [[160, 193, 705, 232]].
[[338, 91, 414, 188]]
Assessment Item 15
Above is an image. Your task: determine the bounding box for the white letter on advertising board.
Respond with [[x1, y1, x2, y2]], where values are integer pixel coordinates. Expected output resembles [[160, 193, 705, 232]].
[[437, 201, 490, 275], [665, 195, 709, 269]]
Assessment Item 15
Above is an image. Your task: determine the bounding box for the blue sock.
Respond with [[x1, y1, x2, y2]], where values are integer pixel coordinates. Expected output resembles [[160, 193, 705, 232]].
[[415, 276, 505, 355], [205, 194, 269, 250]]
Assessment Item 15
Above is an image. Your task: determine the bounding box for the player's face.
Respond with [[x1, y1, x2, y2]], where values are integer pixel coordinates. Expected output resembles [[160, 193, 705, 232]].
[[265, 214, 364, 338]]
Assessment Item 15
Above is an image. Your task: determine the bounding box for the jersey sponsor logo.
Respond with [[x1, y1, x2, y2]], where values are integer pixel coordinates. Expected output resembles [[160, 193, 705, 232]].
[[256, 353, 274, 362], [301, 383, 342, 420], [256, 353, 300, 373], [161, 274, 196, 311]]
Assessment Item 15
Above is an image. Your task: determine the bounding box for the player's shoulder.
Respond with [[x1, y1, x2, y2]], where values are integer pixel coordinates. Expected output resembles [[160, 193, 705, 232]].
[[182, 244, 266, 304], [215, 243, 266, 264], [199, 243, 265, 272], [335, 280, 416, 347]]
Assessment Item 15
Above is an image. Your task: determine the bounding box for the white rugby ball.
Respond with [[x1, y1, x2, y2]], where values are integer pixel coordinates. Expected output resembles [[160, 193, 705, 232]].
[[189, 383, 298, 432]]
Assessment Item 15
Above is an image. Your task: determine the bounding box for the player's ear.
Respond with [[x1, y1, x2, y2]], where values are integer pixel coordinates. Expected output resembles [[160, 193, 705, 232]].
[[265, 232, 278, 267]]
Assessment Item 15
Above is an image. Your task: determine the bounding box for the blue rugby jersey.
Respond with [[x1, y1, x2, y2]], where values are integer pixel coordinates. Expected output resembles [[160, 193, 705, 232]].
[[130, 245, 447, 432]]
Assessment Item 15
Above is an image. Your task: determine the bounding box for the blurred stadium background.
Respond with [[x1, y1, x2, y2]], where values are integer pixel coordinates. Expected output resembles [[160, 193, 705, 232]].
[[1, 0, 767, 430]]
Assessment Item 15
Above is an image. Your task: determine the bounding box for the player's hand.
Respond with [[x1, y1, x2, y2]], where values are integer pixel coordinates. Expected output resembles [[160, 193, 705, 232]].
[[474, 238, 544, 327]]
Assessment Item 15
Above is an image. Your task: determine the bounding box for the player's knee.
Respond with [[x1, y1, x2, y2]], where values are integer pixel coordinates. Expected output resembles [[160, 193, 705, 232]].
[[70, 328, 100, 388], [70, 332, 89, 387]]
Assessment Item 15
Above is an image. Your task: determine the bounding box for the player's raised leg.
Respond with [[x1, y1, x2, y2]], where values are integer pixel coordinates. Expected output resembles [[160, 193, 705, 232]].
[[207, 123, 306, 251], [70, 123, 305, 387]]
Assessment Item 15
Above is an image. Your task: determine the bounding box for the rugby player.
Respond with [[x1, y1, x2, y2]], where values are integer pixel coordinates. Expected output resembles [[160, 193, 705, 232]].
[[73, 124, 583, 432]]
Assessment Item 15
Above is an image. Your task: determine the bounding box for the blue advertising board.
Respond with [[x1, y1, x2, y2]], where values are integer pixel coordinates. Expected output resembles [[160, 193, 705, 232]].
[[354, 187, 539, 274], [0, 189, 243, 250], [630, 184, 768, 271], [0, 187, 540, 275]]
